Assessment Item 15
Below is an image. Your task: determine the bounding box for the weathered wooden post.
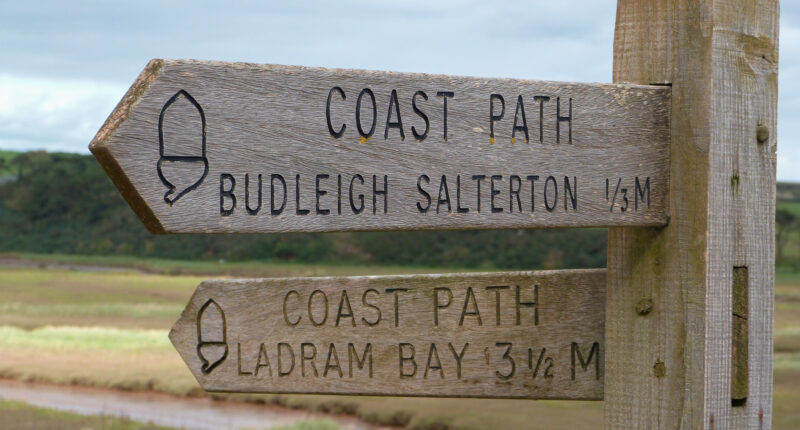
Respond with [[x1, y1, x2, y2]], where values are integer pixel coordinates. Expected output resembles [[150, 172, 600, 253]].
[[605, 0, 778, 428]]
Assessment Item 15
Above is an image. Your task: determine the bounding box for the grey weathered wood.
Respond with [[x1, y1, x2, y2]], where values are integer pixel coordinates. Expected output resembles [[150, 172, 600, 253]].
[[606, 0, 777, 429], [170, 270, 605, 399], [91, 59, 670, 233]]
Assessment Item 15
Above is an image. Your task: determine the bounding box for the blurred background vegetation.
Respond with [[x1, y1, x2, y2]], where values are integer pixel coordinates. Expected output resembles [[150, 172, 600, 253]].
[[0, 150, 607, 270], [4, 149, 800, 270]]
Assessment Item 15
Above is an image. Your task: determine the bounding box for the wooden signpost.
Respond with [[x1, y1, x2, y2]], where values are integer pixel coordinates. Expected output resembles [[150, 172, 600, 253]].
[[169, 270, 605, 399], [90, 60, 670, 233], [91, 1, 779, 428]]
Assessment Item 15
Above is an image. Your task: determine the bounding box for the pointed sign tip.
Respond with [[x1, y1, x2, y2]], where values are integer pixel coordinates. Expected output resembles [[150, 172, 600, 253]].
[[90, 59, 166, 152], [88, 58, 169, 235]]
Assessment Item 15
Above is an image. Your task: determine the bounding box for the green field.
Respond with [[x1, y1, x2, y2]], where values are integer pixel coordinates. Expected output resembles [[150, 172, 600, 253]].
[[0, 150, 17, 161], [0, 150, 20, 177], [0, 399, 171, 430], [2, 252, 478, 277], [0, 399, 341, 430], [778, 200, 800, 217], [0, 259, 798, 429], [778, 200, 800, 263]]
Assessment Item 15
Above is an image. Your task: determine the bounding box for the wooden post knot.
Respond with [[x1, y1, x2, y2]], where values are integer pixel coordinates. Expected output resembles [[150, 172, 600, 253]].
[[635, 298, 653, 315], [653, 360, 666, 378], [756, 124, 770, 143]]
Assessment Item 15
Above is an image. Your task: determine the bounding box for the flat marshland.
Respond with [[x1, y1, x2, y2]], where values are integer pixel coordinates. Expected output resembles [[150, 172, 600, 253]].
[[0, 399, 171, 430], [0, 257, 798, 429]]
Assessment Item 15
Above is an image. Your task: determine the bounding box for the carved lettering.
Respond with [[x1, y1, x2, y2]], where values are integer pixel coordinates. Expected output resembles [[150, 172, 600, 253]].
[[324, 343, 343, 378], [486, 285, 510, 326], [348, 343, 373, 378], [336, 290, 356, 327], [301, 342, 318, 377], [326, 86, 346, 138], [424, 343, 444, 379], [433, 287, 453, 326], [278, 342, 295, 377], [361, 289, 381, 326], [449, 342, 468, 379], [255, 343, 272, 376], [571, 341, 600, 380], [308, 289, 328, 326], [411, 91, 429, 141], [399, 343, 417, 378], [220, 173, 236, 216], [386, 288, 409, 327], [516, 285, 538, 326], [459, 287, 482, 326], [283, 290, 301, 326], [495, 342, 515, 380]]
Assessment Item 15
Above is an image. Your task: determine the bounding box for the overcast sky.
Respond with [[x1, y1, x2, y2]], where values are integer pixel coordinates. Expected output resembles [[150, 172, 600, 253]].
[[2, 1, 799, 180]]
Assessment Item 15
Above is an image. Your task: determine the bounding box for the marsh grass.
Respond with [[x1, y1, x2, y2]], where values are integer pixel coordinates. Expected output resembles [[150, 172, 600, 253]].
[[0, 326, 171, 351], [0, 398, 347, 430], [3, 252, 470, 278], [0, 303, 182, 332], [0, 399, 172, 430], [0, 267, 199, 329], [273, 420, 342, 430]]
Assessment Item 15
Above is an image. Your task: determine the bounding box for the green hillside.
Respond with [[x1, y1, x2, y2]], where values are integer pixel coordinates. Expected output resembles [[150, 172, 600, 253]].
[[2, 149, 798, 268], [0, 150, 606, 269]]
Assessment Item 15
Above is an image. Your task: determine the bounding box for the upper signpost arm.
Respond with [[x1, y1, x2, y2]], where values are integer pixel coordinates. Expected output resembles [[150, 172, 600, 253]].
[[606, 0, 778, 428], [90, 60, 671, 234]]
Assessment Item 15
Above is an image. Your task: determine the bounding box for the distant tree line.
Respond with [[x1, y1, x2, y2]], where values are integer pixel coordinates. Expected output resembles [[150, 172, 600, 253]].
[[0, 151, 606, 269], [777, 207, 800, 265]]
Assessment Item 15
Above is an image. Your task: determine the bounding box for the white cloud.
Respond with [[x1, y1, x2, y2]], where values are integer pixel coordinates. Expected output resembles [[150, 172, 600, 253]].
[[778, 18, 800, 181], [0, 75, 125, 153], [0, 0, 616, 83], [0, 0, 798, 182]]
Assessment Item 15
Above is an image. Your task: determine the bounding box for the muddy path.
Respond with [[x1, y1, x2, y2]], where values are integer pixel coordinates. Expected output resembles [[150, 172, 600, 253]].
[[0, 379, 396, 430]]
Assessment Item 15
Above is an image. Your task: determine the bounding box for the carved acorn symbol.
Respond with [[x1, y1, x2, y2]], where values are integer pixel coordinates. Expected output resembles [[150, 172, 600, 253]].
[[157, 90, 209, 206], [196, 299, 227, 374]]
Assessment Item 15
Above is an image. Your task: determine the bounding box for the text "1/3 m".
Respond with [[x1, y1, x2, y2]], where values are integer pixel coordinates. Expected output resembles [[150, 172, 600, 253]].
[[606, 177, 650, 213]]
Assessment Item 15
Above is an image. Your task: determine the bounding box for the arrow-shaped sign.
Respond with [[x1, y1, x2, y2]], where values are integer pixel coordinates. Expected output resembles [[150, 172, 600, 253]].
[[170, 269, 605, 399], [91, 59, 670, 234]]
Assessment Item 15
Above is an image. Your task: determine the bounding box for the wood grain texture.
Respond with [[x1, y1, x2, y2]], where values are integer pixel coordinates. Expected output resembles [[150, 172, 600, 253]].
[[606, 0, 777, 428], [90, 59, 670, 233], [169, 270, 605, 399]]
